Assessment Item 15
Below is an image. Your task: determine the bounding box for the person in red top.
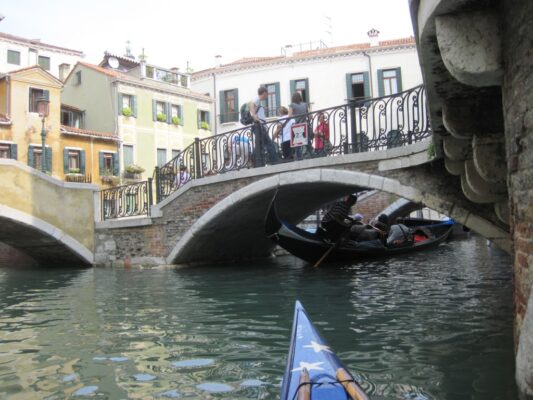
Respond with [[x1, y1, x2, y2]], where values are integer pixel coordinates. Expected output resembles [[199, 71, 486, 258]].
[[313, 113, 330, 156]]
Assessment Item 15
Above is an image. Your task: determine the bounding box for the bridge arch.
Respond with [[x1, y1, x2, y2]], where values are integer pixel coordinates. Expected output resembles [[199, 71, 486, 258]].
[[0, 204, 93, 265], [167, 168, 509, 265]]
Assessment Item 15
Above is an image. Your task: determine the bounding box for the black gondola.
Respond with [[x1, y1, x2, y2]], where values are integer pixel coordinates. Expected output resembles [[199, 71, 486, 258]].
[[265, 197, 454, 265]]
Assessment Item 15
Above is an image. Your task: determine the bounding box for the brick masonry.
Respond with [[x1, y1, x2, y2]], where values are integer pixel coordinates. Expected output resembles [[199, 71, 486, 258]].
[[502, 0, 533, 343]]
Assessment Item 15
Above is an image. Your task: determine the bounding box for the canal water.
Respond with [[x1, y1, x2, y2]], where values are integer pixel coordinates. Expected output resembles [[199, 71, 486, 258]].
[[0, 235, 516, 399]]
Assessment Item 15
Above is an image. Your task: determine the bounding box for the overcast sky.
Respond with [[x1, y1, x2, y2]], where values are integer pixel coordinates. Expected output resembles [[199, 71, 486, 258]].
[[1, 0, 414, 72]]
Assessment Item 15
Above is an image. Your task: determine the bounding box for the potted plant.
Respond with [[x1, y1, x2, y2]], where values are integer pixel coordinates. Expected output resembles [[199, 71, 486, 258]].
[[200, 121, 210, 130], [65, 168, 82, 182], [172, 116, 181, 126], [124, 164, 145, 179], [157, 112, 167, 122], [122, 107, 133, 117], [101, 170, 119, 185]]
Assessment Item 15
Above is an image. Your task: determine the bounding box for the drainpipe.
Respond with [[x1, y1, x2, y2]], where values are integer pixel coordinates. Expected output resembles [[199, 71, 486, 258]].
[[212, 72, 217, 135], [363, 52, 374, 97]]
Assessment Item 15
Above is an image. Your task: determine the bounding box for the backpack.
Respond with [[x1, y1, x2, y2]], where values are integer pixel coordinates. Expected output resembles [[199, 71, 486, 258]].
[[240, 102, 262, 125]]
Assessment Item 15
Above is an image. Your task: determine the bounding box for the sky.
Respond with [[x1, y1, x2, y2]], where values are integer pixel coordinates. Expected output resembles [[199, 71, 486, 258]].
[[0, 0, 415, 72]]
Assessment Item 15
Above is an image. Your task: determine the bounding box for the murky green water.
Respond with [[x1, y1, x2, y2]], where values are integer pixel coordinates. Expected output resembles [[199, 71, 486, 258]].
[[0, 236, 516, 399]]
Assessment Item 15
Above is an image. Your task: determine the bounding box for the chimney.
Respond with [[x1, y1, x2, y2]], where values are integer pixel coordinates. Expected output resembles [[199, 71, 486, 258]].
[[284, 44, 294, 57], [139, 48, 147, 78], [58, 63, 70, 81], [215, 55, 222, 67], [367, 28, 380, 47]]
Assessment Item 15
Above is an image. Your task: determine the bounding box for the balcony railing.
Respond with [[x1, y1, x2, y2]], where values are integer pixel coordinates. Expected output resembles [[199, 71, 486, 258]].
[[100, 85, 431, 218]]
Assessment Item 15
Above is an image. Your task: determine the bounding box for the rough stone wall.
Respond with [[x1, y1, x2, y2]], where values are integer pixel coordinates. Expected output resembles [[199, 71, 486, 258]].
[[502, 0, 533, 342]]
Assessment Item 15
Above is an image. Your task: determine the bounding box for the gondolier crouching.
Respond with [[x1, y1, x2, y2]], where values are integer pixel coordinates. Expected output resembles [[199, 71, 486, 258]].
[[320, 194, 358, 241]]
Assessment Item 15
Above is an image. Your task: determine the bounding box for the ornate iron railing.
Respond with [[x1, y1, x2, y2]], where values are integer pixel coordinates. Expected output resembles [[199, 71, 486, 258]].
[[101, 179, 152, 220], [100, 85, 431, 217]]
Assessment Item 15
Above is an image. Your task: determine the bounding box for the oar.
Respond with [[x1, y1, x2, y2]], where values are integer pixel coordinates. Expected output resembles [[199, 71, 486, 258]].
[[313, 227, 351, 268]]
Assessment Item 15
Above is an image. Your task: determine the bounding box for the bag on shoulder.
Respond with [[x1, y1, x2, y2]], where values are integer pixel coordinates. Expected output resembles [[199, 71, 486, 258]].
[[240, 103, 254, 125]]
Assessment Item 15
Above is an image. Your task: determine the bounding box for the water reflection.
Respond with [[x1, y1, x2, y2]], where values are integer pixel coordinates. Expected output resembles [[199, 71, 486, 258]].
[[0, 236, 516, 399]]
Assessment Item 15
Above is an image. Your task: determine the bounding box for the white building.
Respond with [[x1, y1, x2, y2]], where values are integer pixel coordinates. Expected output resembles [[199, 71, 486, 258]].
[[0, 32, 84, 81], [191, 32, 423, 134]]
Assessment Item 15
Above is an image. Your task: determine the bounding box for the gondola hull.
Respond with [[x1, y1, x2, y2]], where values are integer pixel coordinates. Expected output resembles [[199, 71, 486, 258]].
[[280, 301, 369, 400], [266, 199, 454, 264]]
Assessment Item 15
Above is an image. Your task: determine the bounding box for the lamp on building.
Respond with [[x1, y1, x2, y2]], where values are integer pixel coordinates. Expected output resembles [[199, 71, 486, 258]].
[[37, 94, 50, 173]]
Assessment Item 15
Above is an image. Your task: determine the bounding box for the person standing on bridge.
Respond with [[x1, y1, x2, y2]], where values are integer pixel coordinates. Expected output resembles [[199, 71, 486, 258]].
[[250, 86, 279, 167], [273, 106, 295, 160], [288, 92, 310, 159]]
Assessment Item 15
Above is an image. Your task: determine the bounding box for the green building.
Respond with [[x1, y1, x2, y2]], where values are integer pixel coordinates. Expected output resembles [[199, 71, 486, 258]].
[[62, 54, 213, 181]]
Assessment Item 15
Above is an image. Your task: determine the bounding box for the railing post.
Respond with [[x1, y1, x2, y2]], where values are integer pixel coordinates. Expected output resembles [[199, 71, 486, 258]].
[[147, 178, 153, 216], [194, 137, 203, 179], [154, 166, 161, 203], [349, 99, 357, 153]]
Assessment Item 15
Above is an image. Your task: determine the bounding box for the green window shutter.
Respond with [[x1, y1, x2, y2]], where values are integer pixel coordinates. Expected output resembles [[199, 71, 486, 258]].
[[99, 151, 104, 175], [219, 90, 226, 124], [28, 146, 34, 167], [197, 110, 201, 129], [395, 67, 402, 93], [377, 69, 384, 97], [233, 90, 239, 122], [132, 96, 137, 117], [290, 80, 296, 99], [166, 102, 172, 124], [345, 73, 353, 101], [43, 90, 49, 101], [45, 147, 52, 173], [274, 82, 280, 116], [10, 143, 17, 160], [63, 148, 69, 173], [80, 150, 86, 174], [112, 153, 119, 176], [118, 94, 123, 115], [363, 71, 370, 97], [152, 99, 157, 121], [179, 105, 184, 126]]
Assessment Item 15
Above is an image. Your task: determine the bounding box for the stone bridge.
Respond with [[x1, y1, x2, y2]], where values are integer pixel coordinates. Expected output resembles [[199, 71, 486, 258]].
[[94, 138, 509, 266], [0, 159, 96, 266]]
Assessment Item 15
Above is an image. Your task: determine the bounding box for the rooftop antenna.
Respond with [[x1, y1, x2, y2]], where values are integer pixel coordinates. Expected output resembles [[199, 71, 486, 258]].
[[323, 15, 332, 46]]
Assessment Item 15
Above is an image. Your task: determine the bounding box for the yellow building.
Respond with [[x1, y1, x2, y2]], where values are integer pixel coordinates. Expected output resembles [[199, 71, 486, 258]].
[[0, 66, 119, 187]]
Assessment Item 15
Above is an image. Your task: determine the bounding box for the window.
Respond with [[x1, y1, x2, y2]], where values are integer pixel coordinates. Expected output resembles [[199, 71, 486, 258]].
[[61, 109, 83, 128], [170, 104, 183, 125], [0, 144, 10, 158], [153, 100, 167, 122], [103, 153, 113, 173], [157, 148, 167, 167], [69, 150, 80, 170], [75, 70, 82, 85], [171, 149, 181, 160], [378, 68, 402, 96], [99, 151, 118, 176], [220, 89, 238, 123], [38, 55, 50, 70], [264, 83, 280, 117], [33, 147, 42, 169], [291, 79, 309, 103], [346, 72, 370, 100], [29, 88, 49, 113], [123, 145, 134, 167], [119, 93, 136, 117], [7, 50, 20, 65], [197, 110, 210, 130], [28, 145, 51, 172]]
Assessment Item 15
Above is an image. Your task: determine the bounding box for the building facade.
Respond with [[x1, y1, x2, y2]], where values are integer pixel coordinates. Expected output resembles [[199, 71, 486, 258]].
[[192, 34, 422, 134], [0, 66, 119, 187], [0, 32, 84, 81], [61, 57, 214, 181]]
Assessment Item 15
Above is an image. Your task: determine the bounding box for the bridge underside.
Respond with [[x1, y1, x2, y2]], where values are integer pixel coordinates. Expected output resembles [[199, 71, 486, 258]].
[[169, 164, 510, 265], [0, 217, 92, 267], [172, 181, 365, 265]]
